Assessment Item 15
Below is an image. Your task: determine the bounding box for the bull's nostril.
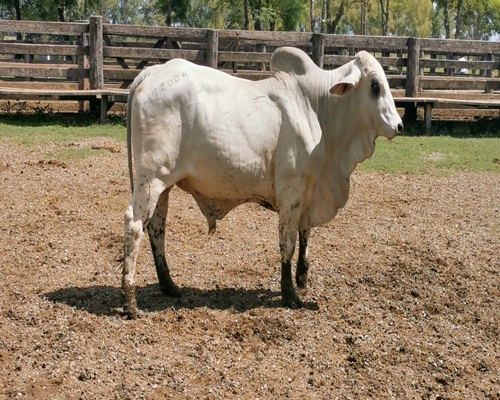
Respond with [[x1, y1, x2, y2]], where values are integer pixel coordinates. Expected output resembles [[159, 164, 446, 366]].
[[397, 123, 404, 133]]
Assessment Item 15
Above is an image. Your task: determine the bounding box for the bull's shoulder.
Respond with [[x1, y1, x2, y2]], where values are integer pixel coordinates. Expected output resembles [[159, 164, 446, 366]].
[[270, 47, 318, 76]]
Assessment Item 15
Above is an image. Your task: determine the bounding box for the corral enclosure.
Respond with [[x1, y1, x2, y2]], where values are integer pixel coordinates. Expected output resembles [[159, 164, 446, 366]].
[[0, 122, 498, 398], [0, 18, 499, 399]]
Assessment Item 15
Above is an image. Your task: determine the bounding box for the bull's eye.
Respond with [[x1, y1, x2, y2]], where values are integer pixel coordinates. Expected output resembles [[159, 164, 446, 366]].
[[371, 80, 380, 97]]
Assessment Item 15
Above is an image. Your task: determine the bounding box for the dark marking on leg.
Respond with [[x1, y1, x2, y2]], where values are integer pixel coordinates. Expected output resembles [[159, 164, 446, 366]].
[[281, 261, 303, 309], [147, 193, 181, 298], [296, 229, 310, 290]]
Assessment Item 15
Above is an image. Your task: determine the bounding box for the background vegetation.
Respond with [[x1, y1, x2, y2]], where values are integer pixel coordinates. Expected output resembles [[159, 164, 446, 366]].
[[0, 0, 498, 39]]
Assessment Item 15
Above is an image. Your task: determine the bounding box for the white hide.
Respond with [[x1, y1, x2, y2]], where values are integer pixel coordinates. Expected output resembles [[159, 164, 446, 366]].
[[127, 47, 402, 231]]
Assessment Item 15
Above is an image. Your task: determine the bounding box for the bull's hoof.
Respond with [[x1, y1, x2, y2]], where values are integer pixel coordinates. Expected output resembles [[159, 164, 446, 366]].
[[122, 285, 139, 319], [159, 282, 182, 298], [296, 259, 309, 290], [296, 273, 308, 290], [282, 291, 304, 309], [123, 306, 140, 320]]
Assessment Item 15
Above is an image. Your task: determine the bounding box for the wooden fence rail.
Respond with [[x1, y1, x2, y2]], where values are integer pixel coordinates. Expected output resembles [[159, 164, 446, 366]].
[[0, 18, 499, 126], [1, 18, 499, 90]]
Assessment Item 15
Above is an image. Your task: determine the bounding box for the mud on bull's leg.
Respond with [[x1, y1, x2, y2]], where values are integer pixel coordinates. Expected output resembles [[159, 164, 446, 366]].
[[147, 189, 181, 298], [122, 176, 167, 319], [279, 206, 304, 309], [296, 228, 310, 290], [123, 205, 143, 319]]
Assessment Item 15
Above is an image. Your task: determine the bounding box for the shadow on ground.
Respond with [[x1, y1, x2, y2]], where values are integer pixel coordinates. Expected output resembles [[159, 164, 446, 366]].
[[44, 284, 319, 317]]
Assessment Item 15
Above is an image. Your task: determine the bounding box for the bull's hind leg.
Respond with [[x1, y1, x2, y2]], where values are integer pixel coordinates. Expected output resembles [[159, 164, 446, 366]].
[[123, 176, 166, 319], [296, 228, 311, 290], [147, 189, 181, 297]]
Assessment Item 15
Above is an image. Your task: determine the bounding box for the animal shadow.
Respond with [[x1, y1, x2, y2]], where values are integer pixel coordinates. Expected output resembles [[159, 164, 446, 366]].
[[44, 284, 319, 317]]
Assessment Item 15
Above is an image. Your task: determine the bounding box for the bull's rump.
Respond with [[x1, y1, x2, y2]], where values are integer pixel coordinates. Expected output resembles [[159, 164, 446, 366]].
[[130, 59, 284, 201]]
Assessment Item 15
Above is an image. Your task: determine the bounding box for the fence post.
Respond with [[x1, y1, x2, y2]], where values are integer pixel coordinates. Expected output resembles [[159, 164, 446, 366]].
[[77, 32, 89, 112], [430, 53, 436, 74], [397, 49, 403, 75], [256, 43, 267, 72], [232, 39, 239, 73], [312, 33, 324, 68], [89, 15, 104, 90], [446, 52, 453, 76], [406, 37, 420, 97], [485, 53, 494, 94], [206, 29, 219, 69], [419, 49, 425, 78], [405, 37, 420, 124]]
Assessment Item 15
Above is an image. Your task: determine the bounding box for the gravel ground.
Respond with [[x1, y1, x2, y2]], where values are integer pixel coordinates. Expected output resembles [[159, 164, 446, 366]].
[[0, 139, 498, 399]]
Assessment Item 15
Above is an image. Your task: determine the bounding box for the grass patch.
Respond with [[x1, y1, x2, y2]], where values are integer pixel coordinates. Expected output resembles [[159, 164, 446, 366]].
[[362, 136, 500, 174], [0, 113, 125, 145], [46, 148, 109, 160]]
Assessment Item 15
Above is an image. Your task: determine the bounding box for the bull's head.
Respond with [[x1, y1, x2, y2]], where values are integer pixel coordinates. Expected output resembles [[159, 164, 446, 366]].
[[330, 51, 404, 139]]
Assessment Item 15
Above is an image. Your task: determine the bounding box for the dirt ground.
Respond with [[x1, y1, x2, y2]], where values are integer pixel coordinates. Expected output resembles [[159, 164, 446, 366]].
[[0, 138, 498, 400]]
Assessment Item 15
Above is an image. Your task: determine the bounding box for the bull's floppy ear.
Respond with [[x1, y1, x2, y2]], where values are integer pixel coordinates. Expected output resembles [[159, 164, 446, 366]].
[[329, 69, 361, 97]]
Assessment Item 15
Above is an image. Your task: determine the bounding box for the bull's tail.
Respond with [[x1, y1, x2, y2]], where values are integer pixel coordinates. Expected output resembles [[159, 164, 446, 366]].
[[126, 84, 135, 194], [126, 73, 148, 194]]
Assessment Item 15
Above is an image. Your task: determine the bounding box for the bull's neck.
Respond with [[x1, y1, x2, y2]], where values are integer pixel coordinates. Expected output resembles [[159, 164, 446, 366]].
[[314, 64, 376, 178]]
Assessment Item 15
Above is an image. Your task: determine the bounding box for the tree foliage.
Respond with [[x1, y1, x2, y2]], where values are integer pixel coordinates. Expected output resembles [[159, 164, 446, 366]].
[[0, 0, 497, 39]]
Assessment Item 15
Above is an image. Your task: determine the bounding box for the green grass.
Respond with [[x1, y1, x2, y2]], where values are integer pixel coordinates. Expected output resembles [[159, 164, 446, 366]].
[[0, 114, 125, 145], [46, 148, 109, 160], [362, 136, 500, 174]]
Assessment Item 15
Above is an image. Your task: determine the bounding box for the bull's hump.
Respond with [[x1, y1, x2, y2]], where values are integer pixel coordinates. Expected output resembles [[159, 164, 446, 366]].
[[270, 47, 318, 76]]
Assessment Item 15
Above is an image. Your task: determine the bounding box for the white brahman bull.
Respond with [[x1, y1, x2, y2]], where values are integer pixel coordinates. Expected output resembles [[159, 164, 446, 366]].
[[122, 46, 403, 318]]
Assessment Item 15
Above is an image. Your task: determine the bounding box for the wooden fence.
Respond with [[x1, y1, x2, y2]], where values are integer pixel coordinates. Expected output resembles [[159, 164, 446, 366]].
[[0, 17, 499, 126]]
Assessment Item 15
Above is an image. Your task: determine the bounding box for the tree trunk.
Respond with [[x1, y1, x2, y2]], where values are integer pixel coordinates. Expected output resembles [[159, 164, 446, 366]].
[[310, 0, 315, 32], [58, 4, 71, 61], [455, 0, 463, 39], [321, 0, 327, 33], [329, 1, 344, 34], [166, 0, 172, 26], [57, 6, 64, 22], [326, 0, 331, 32], [443, 0, 450, 39], [14, 0, 22, 40], [254, 0, 263, 30], [379, 0, 390, 36], [243, 0, 250, 30]]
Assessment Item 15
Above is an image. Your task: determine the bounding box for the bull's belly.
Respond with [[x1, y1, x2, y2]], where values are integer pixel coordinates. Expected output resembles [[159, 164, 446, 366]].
[[175, 175, 276, 228], [177, 171, 275, 205]]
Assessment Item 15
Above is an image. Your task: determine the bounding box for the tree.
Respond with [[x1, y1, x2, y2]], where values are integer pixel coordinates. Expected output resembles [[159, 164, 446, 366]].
[[379, 0, 390, 35], [430, 3, 444, 37], [455, 0, 463, 38], [460, 0, 500, 39], [435, 0, 451, 38], [434, 0, 498, 39], [244, 0, 250, 29], [310, 0, 315, 31], [276, 0, 306, 31], [321, 0, 360, 34], [391, 0, 432, 37]]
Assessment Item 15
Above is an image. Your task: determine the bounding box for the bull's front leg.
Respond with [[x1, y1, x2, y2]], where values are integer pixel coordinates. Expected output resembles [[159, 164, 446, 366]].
[[296, 228, 311, 290], [279, 204, 304, 309]]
